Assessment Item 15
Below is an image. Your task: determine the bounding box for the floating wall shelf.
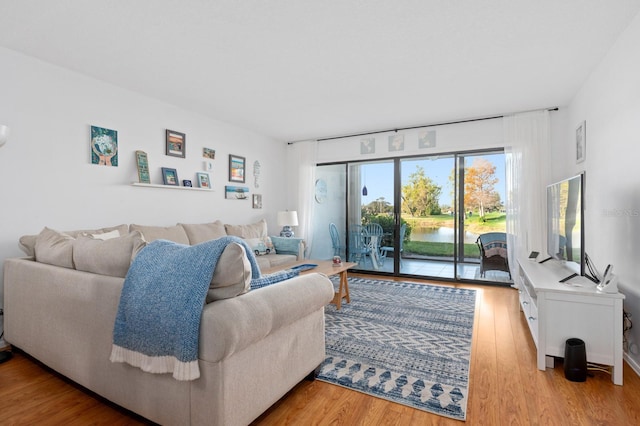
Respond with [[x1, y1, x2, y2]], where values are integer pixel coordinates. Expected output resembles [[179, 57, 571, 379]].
[[131, 183, 213, 192]]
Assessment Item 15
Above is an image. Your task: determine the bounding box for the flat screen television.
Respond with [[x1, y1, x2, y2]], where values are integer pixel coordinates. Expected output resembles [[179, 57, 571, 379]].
[[546, 173, 585, 278]]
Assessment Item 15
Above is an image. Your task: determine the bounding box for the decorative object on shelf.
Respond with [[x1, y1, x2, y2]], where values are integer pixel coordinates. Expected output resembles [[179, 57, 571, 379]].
[[161, 167, 179, 186], [135, 150, 150, 183], [360, 137, 375, 154], [576, 120, 586, 164], [388, 133, 404, 152], [225, 185, 249, 199], [228, 154, 246, 183], [182, 180, 192, 187], [253, 160, 261, 188], [91, 125, 118, 166], [203, 147, 215, 159], [253, 194, 262, 209], [0, 124, 10, 148], [418, 130, 436, 148], [166, 129, 186, 158], [196, 172, 210, 189], [277, 210, 298, 237], [315, 178, 327, 203]]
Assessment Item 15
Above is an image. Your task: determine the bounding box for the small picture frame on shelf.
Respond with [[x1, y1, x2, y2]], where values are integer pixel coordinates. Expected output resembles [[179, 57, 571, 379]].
[[166, 129, 186, 158], [161, 167, 179, 186], [135, 150, 150, 183], [182, 179, 192, 187], [196, 172, 211, 189], [576, 121, 586, 164]]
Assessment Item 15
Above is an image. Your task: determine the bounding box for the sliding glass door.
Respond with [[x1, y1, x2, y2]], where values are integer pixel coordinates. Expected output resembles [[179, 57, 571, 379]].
[[316, 149, 510, 284]]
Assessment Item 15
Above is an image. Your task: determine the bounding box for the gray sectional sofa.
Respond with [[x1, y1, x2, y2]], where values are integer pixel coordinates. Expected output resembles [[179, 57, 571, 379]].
[[3, 220, 333, 425]]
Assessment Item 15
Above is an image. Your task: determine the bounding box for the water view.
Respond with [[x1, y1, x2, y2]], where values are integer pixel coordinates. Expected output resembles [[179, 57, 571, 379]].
[[411, 227, 478, 244]]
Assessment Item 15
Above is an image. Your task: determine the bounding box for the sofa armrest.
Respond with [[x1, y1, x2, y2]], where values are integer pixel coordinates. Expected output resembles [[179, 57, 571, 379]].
[[270, 236, 305, 259], [198, 272, 333, 363]]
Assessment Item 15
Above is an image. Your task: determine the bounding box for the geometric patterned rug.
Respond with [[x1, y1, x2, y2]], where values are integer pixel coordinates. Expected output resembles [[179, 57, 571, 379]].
[[317, 277, 477, 421]]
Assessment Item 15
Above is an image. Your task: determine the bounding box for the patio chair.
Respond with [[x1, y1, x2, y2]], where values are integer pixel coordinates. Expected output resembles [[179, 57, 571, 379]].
[[348, 225, 373, 267], [380, 223, 406, 266], [329, 223, 345, 257], [476, 232, 511, 279], [363, 223, 384, 267]]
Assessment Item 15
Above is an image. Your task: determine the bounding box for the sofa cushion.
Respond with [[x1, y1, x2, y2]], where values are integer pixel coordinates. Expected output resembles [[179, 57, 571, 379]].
[[130, 224, 190, 244], [34, 227, 75, 268], [179, 220, 227, 245], [73, 231, 146, 278], [19, 224, 128, 257], [206, 242, 252, 302], [224, 219, 267, 239]]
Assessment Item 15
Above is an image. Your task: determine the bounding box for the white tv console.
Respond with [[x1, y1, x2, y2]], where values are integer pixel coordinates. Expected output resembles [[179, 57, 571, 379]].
[[517, 257, 625, 385]]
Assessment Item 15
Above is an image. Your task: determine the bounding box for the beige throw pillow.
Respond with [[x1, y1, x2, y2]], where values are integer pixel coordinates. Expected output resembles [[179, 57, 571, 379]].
[[34, 227, 75, 268], [20, 224, 128, 257], [179, 220, 227, 245], [206, 242, 252, 302], [224, 219, 267, 239], [130, 224, 190, 244], [73, 231, 146, 278]]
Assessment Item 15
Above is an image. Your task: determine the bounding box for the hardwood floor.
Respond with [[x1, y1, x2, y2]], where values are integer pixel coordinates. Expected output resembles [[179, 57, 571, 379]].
[[2, 275, 640, 425]]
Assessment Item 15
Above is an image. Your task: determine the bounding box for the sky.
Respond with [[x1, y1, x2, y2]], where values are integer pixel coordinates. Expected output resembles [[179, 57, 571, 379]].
[[361, 153, 506, 209]]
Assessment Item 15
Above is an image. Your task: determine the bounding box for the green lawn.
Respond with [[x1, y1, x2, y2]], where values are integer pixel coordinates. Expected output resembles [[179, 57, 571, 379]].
[[401, 212, 505, 258]]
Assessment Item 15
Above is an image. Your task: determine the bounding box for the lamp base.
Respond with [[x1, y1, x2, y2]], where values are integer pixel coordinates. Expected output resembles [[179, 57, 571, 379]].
[[280, 226, 295, 238]]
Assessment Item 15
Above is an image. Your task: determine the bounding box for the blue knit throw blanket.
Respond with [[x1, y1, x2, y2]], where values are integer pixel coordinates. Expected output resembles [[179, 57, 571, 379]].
[[109, 236, 260, 381]]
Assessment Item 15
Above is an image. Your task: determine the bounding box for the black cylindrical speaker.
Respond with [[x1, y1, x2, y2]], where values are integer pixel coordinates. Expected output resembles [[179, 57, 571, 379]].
[[564, 338, 587, 382]]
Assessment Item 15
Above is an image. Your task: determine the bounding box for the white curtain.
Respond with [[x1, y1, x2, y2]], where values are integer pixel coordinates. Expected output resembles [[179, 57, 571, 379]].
[[504, 110, 551, 286], [286, 140, 318, 257]]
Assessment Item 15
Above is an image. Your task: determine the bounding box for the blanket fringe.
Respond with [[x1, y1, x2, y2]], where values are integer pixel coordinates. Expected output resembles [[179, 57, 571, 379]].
[[110, 345, 200, 381]]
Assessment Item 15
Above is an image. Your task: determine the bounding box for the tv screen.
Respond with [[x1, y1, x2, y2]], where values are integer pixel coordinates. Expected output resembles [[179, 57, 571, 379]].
[[546, 173, 585, 276]]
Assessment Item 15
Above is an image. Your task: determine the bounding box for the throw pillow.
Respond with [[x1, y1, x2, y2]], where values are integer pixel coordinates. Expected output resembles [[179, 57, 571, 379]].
[[73, 231, 146, 278], [130, 224, 190, 244], [206, 242, 252, 302], [179, 220, 227, 245], [224, 219, 267, 239], [34, 227, 75, 269], [250, 269, 300, 290], [19, 224, 128, 257]]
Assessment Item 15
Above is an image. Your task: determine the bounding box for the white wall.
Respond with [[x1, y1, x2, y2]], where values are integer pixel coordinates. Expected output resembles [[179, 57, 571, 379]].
[[558, 12, 640, 368], [0, 48, 288, 340]]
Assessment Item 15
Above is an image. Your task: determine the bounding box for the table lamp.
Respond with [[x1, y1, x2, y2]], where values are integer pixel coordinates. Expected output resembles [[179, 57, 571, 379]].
[[277, 210, 298, 237]]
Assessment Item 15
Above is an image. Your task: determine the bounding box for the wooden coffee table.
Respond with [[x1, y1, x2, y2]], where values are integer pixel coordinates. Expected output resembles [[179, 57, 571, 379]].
[[263, 259, 357, 310]]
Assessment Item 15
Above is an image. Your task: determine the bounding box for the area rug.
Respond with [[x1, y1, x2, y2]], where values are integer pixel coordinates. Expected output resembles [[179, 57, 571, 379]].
[[318, 277, 477, 421]]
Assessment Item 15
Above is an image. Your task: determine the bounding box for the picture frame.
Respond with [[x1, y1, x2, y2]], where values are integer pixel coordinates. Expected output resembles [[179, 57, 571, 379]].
[[161, 167, 179, 186], [253, 194, 262, 209], [229, 154, 246, 183], [576, 121, 586, 164], [196, 172, 211, 189], [166, 129, 186, 158], [182, 179, 192, 187], [91, 125, 118, 166], [225, 185, 249, 200], [135, 150, 150, 183]]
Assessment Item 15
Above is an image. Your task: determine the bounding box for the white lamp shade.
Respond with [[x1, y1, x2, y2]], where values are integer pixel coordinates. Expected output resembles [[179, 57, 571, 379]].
[[0, 125, 9, 148], [277, 210, 299, 227]]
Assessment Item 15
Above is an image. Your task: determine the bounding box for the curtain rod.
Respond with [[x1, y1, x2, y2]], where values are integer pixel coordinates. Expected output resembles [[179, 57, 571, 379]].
[[288, 107, 559, 144]]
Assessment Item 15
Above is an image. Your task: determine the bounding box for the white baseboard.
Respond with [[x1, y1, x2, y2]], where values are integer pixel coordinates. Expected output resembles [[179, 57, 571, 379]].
[[624, 351, 640, 378]]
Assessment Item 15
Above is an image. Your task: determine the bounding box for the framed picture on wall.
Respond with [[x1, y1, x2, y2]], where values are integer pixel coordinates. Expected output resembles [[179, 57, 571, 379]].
[[166, 129, 186, 158], [253, 194, 262, 209], [576, 121, 586, 164], [229, 154, 246, 183]]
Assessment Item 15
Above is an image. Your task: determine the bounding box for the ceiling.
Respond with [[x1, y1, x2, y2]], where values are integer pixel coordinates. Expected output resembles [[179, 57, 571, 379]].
[[1, 1, 639, 142]]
